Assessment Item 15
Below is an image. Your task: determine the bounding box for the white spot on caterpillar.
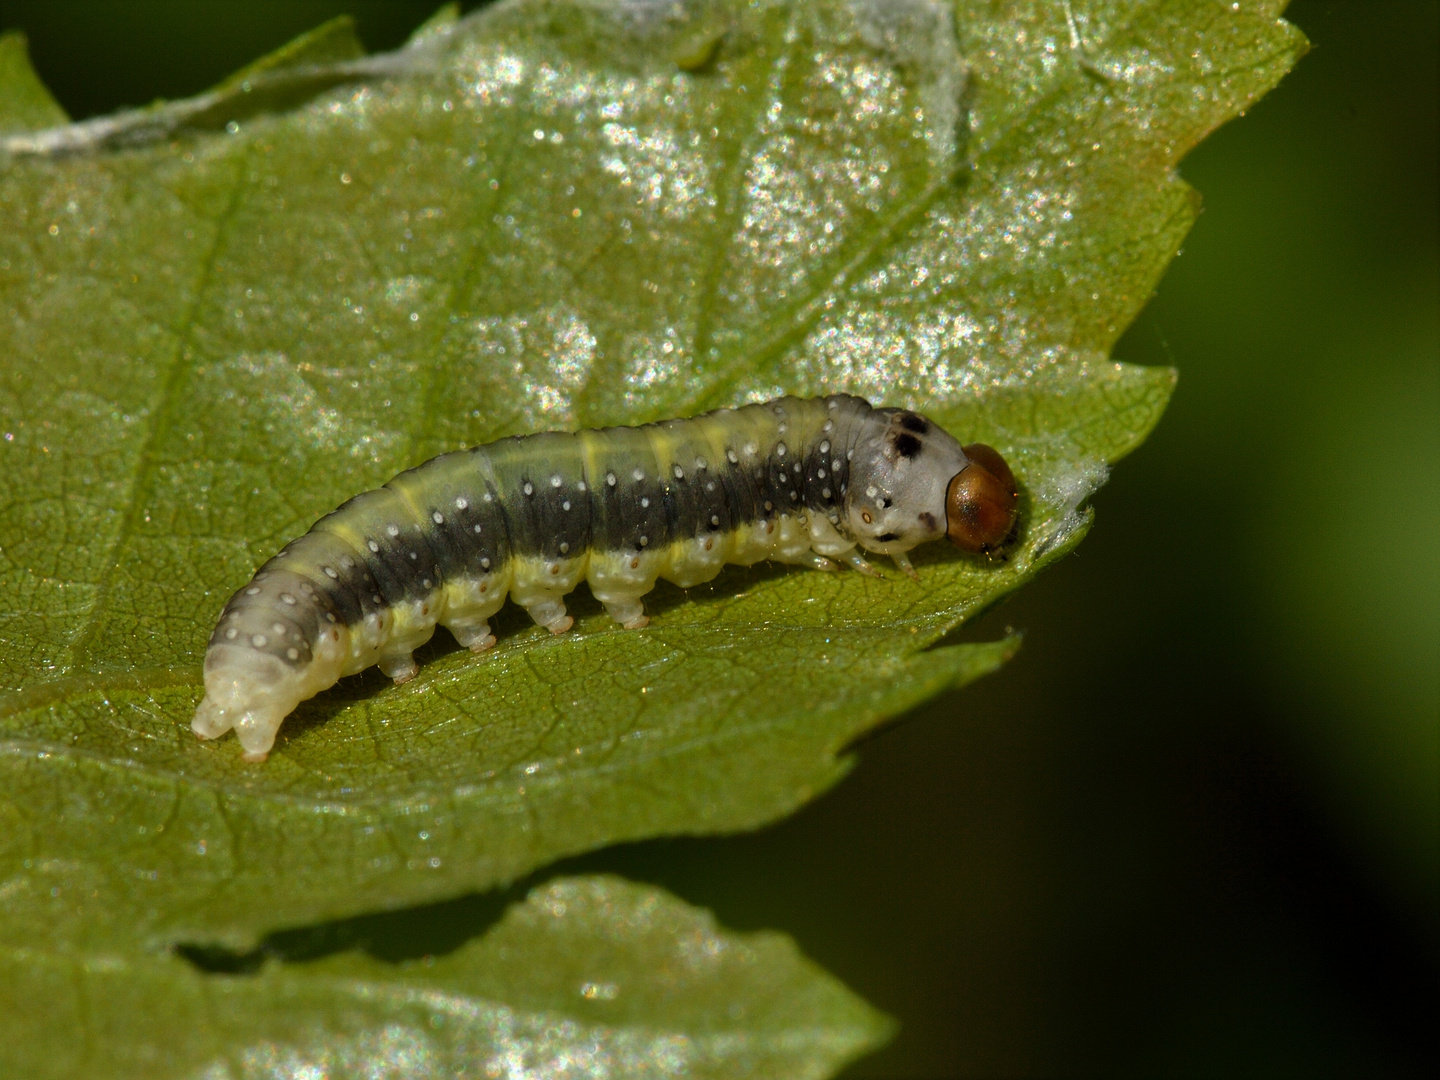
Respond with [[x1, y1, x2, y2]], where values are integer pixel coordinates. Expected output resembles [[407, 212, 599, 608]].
[[368, 539, 380, 552], [432, 511, 444, 524], [639, 535, 649, 546], [822, 487, 832, 498], [483, 492, 493, 502], [607, 472, 617, 486], [562, 500, 571, 511], [473, 524, 482, 533], [481, 558, 491, 570], [632, 467, 645, 481], [409, 551, 419, 560], [272, 622, 286, 634], [823, 419, 834, 432], [423, 578, 432, 588], [776, 443, 787, 457], [744, 442, 757, 456], [373, 594, 383, 604], [280, 593, 297, 605], [640, 497, 650, 508], [326, 613, 337, 623], [225, 627, 238, 640], [674, 465, 684, 479], [246, 586, 261, 596], [778, 421, 787, 434], [694, 457, 707, 470], [455, 496, 469, 510], [764, 501, 773, 511], [726, 449, 738, 464], [705, 481, 715, 492], [251, 634, 267, 647], [559, 542, 570, 554], [710, 514, 720, 526], [818, 468, 827, 479], [340, 556, 354, 569], [323, 566, 339, 579], [550, 475, 562, 488], [387, 524, 400, 537], [820, 440, 831, 454], [287, 648, 300, 660], [523, 482, 534, 496], [577, 480, 587, 492], [866, 485, 878, 497]]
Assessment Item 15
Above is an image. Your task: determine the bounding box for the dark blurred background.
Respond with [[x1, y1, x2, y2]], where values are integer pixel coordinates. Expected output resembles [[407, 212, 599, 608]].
[[1, 1, 1434, 1075]]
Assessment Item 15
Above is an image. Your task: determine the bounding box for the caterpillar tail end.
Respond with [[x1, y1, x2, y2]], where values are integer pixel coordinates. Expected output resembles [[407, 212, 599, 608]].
[[193, 646, 311, 762], [192, 693, 291, 762]]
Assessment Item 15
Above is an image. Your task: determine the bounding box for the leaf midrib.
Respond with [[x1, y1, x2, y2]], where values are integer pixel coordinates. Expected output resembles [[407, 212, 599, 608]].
[[57, 157, 248, 678], [0, 634, 957, 810]]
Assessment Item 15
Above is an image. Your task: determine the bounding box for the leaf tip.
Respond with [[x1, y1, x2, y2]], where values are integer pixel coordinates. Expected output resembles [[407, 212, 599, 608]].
[[0, 29, 69, 135], [410, 3, 463, 46], [212, 14, 366, 96]]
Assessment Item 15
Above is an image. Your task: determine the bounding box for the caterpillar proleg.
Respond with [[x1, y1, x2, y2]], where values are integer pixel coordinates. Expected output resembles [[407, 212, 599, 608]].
[[193, 394, 1018, 760]]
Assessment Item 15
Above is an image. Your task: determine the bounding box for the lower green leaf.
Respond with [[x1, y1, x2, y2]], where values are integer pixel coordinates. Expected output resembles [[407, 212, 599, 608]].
[[0, 875, 892, 1080]]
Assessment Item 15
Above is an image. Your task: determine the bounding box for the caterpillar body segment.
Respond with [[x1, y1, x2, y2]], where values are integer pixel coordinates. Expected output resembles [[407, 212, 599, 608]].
[[193, 394, 1018, 760]]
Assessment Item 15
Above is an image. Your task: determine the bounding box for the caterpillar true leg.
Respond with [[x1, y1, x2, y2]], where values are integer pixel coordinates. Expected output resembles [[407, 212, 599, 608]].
[[840, 550, 883, 577], [799, 552, 840, 572], [891, 551, 921, 580]]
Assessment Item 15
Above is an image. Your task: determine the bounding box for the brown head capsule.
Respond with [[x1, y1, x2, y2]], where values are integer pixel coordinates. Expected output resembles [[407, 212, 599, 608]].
[[945, 443, 1018, 551]]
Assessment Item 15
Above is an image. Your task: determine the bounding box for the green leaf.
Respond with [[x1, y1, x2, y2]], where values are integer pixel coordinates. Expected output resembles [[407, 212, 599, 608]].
[[0, 874, 890, 1080], [0, 31, 68, 134], [0, 0, 1298, 961]]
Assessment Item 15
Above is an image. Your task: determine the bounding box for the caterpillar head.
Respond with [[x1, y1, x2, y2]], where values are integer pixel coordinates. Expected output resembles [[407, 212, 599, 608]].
[[844, 409, 1017, 556]]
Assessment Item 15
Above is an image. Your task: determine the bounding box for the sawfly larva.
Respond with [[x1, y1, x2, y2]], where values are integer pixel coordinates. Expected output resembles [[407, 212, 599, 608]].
[[193, 394, 1018, 760]]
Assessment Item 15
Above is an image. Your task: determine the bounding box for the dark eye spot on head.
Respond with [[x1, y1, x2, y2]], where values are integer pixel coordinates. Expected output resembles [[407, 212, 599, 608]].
[[892, 432, 922, 458], [918, 511, 937, 530], [876, 532, 899, 543], [897, 412, 929, 434]]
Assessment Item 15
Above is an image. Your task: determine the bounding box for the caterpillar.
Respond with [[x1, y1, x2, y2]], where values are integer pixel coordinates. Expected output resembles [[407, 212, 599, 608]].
[[193, 394, 1018, 760]]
